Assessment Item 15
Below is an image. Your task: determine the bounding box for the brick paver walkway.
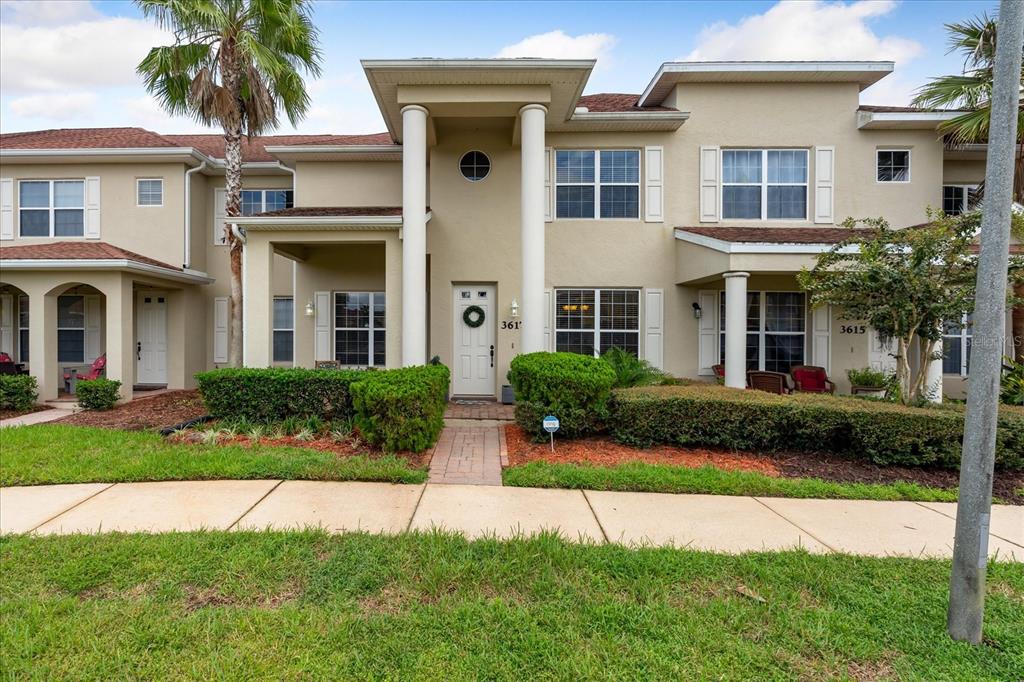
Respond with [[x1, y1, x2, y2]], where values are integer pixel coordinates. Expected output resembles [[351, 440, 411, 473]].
[[428, 425, 505, 485], [444, 401, 515, 420]]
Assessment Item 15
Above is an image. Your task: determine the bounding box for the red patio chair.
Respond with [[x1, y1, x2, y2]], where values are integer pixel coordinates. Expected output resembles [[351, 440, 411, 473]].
[[0, 352, 27, 376], [747, 371, 793, 395], [789, 365, 835, 394], [711, 364, 725, 384], [64, 353, 106, 391]]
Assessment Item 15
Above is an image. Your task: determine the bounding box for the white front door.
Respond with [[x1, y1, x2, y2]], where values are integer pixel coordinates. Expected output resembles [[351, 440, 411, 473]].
[[137, 292, 168, 385], [452, 284, 495, 396]]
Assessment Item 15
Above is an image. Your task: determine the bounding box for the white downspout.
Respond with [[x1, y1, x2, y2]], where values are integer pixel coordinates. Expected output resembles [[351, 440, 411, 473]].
[[183, 160, 207, 268]]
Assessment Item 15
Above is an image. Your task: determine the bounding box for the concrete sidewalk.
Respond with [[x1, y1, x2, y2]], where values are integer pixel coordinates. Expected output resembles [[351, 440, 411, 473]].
[[1, 480, 1021, 560]]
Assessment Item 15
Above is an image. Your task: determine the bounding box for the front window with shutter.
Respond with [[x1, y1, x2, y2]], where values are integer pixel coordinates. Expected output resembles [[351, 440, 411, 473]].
[[721, 150, 808, 220], [555, 288, 640, 357], [19, 180, 85, 237], [555, 150, 640, 219]]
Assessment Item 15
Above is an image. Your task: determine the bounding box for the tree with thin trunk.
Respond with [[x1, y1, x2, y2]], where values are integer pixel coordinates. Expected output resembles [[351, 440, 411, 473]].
[[912, 13, 1024, 360], [136, 0, 321, 366]]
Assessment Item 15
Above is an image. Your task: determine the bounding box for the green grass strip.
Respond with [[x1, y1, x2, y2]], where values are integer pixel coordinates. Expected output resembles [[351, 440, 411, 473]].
[[503, 460, 961, 502], [0, 424, 426, 486]]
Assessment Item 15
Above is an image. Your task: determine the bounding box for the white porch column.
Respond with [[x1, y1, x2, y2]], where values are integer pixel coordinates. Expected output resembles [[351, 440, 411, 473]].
[[926, 335, 944, 403], [520, 104, 547, 354], [401, 104, 428, 366], [723, 271, 750, 389]]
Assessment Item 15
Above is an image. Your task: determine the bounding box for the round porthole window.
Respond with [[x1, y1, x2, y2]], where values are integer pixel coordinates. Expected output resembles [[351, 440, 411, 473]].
[[459, 150, 490, 182]]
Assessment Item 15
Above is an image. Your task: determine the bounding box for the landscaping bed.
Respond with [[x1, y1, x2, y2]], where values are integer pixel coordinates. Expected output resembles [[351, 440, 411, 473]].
[[2, 531, 1021, 679], [54, 390, 206, 431], [0, 404, 50, 421]]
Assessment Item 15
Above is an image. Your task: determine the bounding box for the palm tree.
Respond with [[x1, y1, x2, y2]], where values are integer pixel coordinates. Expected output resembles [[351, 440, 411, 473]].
[[136, 0, 322, 366], [912, 13, 1024, 360]]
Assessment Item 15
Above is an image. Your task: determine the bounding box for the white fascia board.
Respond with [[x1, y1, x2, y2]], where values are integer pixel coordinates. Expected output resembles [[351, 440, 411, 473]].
[[236, 211, 431, 228], [361, 58, 596, 71], [263, 145, 403, 155], [857, 110, 967, 129], [674, 229, 858, 254], [0, 147, 213, 165], [0, 259, 214, 283], [569, 111, 689, 123]]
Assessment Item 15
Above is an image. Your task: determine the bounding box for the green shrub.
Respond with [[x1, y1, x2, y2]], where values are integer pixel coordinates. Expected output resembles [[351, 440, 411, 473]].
[[846, 367, 890, 389], [1002, 357, 1024, 406], [350, 364, 449, 452], [0, 375, 37, 411], [609, 384, 1024, 469], [601, 347, 666, 388], [195, 367, 365, 422], [75, 378, 121, 411], [508, 352, 617, 439]]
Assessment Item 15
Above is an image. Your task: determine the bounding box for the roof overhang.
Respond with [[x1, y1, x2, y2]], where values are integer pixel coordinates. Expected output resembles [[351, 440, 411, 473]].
[[0, 259, 213, 284], [0, 147, 210, 166], [263, 144, 403, 162], [640, 61, 894, 107], [236, 211, 430, 230], [857, 109, 968, 130], [674, 228, 857, 254], [361, 58, 595, 141], [557, 110, 689, 133]]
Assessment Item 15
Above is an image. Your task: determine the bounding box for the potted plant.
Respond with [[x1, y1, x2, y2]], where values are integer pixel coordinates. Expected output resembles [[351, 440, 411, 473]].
[[847, 367, 891, 399]]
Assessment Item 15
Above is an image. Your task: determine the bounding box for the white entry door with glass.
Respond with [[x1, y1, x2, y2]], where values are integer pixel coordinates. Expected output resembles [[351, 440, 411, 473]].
[[452, 285, 495, 396], [136, 292, 167, 384]]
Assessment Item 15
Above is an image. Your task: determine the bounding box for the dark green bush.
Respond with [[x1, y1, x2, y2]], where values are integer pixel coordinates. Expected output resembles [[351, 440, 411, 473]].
[[195, 367, 365, 422], [601, 347, 666, 388], [350, 364, 449, 452], [609, 385, 1024, 469], [508, 352, 617, 439], [75, 378, 121, 411], [0, 375, 37, 411]]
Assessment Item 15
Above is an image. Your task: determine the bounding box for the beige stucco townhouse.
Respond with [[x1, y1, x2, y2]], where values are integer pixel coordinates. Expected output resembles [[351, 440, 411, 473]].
[[0, 59, 1017, 403]]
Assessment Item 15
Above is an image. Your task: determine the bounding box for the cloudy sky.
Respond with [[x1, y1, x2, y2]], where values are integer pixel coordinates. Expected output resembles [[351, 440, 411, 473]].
[[0, 0, 994, 135]]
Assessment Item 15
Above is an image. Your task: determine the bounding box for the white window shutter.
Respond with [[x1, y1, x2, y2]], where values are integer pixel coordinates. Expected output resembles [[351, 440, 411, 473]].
[[643, 288, 664, 369], [811, 304, 831, 374], [0, 294, 12, 356], [84, 295, 101, 363], [84, 176, 101, 239], [314, 291, 331, 361], [213, 189, 227, 245], [644, 146, 664, 222], [544, 147, 553, 223], [699, 146, 720, 223], [697, 290, 719, 375], [543, 288, 553, 351], [213, 297, 229, 364], [814, 146, 835, 224], [0, 178, 13, 240]]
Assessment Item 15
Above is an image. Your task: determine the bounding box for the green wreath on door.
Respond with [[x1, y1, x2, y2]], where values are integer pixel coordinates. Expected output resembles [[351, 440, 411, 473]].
[[462, 305, 486, 328]]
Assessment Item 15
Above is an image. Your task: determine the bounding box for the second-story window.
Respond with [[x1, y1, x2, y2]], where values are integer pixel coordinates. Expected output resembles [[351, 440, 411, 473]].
[[555, 150, 639, 219], [19, 180, 84, 237], [137, 179, 163, 207], [241, 189, 294, 216], [877, 150, 910, 183], [722, 149, 808, 220], [942, 185, 978, 216]]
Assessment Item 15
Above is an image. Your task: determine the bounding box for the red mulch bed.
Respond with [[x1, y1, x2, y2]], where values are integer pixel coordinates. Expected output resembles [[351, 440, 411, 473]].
[[0, 404, 51, 421], [55, 390, 207, 431], [504, 424, 1024, 504]]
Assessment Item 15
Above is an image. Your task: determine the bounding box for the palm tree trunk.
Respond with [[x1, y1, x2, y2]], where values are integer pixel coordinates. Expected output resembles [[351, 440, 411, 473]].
[[224, 126, 243, 367]]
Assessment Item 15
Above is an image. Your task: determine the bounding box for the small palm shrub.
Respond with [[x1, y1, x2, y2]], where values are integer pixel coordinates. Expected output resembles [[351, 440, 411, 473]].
[[1002, 357, 1024, 406], [601, 347, 666, 388]]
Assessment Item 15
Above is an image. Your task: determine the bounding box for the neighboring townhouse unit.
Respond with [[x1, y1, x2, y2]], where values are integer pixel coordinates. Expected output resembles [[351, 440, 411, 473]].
[[0, 59, 1016, 403]]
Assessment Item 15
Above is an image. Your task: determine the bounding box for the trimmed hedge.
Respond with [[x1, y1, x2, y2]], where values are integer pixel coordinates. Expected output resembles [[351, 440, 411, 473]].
[[610, 385, 1024, 469], [508, 352, 617, 439], [0, 375, 37, 411], [195, 367, 366, 422], [350, 364, 449, 453], [75, 378, 122, 411]]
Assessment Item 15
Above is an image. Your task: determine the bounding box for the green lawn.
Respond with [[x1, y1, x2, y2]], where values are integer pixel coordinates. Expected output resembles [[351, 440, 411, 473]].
[[504, 460, 964, 503], [1, 531, 1021, 679], [0, 425, 426, 486]]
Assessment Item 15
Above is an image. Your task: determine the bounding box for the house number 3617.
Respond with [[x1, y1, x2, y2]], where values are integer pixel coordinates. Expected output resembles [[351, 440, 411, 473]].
[[840, 324, 866, 334], [501, 321, 522, 330]]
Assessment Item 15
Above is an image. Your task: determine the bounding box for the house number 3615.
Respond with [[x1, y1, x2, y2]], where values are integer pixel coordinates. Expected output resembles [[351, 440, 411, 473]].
[[840, 324, 866, 334], [501, 321, 522, 330]]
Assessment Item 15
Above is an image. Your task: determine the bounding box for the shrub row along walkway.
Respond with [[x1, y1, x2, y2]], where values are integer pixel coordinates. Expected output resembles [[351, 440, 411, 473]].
[[2, 480, 1021, 560], [427, 401, 514, 485]]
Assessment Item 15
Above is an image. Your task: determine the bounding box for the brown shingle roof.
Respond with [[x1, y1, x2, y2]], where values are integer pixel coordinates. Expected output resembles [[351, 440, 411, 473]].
[[0, 127, 178, 149], [255, 206, 409, 218], [576, 93, 675, 112], [282, 132, 397, 147], [0, 241, 181, 270], [162, 134, 394, 161], [678, 226, 861, 244]]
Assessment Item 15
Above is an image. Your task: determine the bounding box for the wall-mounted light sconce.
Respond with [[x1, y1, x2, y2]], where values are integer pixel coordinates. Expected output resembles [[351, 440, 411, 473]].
[[510, 298, 520, 319], [691, 302, 702, 319], [304, 301, 316, 317]]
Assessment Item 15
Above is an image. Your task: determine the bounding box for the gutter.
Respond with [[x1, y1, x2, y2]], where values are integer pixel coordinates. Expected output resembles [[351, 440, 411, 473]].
[[183, 160, 207, 268], [0, 258, 214, 284]]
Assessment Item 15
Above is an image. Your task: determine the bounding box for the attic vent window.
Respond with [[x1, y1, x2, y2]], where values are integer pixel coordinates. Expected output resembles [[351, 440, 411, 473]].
[[459, 151, 490, 182]]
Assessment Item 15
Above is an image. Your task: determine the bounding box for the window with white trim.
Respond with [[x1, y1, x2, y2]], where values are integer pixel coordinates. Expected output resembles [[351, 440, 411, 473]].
[[334, 292, 385, 367], [942, 185, 979, 216], [57, 295, 85, 363], [272, 297, 294, 363], [555, 288, 640, 357], [136, 178, 163, 206], [877, 150, 910, 182], [721, 149, 808, 220], [19, 180, 85, 237], [942, 313, 972, 376], [18, 294, 29, 363], [718, 291, 806, 373], [555, 150, 640, 219], [241, 189, 294, 216]]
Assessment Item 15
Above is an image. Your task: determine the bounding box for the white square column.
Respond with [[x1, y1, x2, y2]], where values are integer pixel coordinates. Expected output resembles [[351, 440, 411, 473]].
[[401, 105, 428, 366], [723, 271, 750, 389], [519, 104, 548, 354]]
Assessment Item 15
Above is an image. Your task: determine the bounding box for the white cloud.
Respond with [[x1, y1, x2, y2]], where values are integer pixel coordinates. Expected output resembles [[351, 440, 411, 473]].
[[8, 92, 98, 121], [0, 0, 101, 27], [684, 1, 921, 65], [496, 30, 617, 64]]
